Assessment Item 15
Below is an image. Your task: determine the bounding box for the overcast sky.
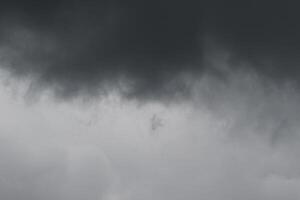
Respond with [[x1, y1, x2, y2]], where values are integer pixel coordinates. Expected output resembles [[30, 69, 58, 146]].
[[0, 1, 300, 200]]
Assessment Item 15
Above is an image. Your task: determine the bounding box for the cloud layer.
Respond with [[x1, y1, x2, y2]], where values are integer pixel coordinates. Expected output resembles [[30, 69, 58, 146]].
[[0, 1, 299, 100], [0, 2, 300, 199], [1, 66, 300, 199]]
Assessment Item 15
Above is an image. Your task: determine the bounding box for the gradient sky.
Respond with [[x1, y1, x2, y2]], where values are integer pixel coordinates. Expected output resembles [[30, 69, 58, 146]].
[[0, 1, 300, 200]]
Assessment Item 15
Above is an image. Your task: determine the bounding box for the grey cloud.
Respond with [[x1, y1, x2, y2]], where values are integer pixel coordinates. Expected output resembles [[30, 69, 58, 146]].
[[1, 1, 300, 100], [0, 0, 202, 100], [1, 69, 300, 199], [0, 138, 114, 200], [1, 3, 300, 198]]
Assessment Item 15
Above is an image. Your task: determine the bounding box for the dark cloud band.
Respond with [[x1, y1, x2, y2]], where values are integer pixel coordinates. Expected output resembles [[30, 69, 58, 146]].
[[0, 0, 299, 100]]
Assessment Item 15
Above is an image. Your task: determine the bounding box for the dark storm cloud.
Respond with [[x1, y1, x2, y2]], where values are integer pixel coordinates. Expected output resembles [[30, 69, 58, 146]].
[[0, 0, 300, 99], [206, 0, 300, 80], [0, 0, 202, 100]]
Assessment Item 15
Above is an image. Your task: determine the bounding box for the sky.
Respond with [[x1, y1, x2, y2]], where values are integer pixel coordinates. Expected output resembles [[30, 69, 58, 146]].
[[0, 1, 300, 199]]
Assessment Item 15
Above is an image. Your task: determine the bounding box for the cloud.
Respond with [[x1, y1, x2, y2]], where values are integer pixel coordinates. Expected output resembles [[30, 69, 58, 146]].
[[205, 0, 300, 80], [0, 2, 300, 199], [0, 1, 298, 100], [0, 0, 202, 100], [0, 67, 300, 199]]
